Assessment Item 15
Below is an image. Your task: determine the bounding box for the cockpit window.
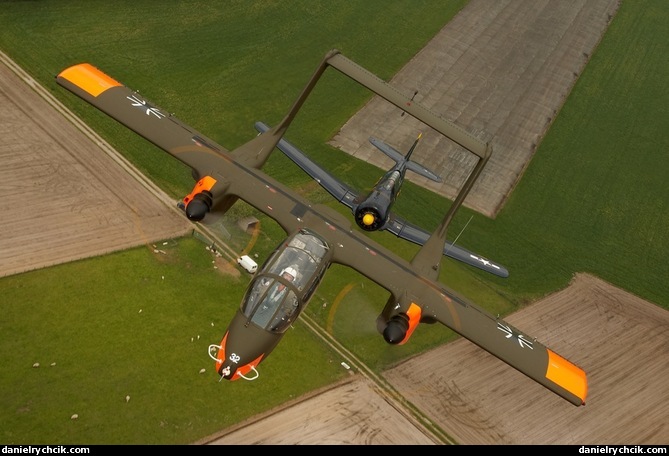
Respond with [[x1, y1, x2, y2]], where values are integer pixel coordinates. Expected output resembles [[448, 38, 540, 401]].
[[240, 229, 331, 334], [268, 289, 299, 332], [244, 279, 299, 333], [383, 170, 400, 191], [264, 230, 329, 291], [242, 277, 272, 318]]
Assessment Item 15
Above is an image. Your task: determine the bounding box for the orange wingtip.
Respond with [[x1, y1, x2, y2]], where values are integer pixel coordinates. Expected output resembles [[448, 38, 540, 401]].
[[58, 63, 122, 97], [546, 349, 588, 404]]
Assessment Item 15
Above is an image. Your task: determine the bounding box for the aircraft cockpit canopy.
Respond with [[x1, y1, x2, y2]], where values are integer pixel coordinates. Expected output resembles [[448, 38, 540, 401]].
[[241, 229, 331, 333]]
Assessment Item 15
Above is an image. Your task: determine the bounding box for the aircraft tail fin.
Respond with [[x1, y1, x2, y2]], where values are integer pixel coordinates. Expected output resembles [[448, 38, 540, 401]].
[[369, 135, 441, 182], [237, 50, 341, 169], [403, 132, 422, 161], [411, 142, 493, 280]]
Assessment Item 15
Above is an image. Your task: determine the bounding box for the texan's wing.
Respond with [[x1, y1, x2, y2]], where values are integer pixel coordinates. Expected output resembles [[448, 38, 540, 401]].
[[254, 121, 357, 210], [385, 216, 509, 277]]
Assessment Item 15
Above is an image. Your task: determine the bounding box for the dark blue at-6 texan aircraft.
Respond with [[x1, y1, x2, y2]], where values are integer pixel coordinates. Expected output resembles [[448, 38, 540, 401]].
[[56, 49, 587, 406], [254, 121, 509, 278]]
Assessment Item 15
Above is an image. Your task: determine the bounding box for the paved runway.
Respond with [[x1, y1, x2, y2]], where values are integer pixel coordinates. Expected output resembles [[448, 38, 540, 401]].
[[331, 0, 621, 217]]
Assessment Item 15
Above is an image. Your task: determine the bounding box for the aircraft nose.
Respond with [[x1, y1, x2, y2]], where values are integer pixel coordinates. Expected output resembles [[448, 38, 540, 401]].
[[362, 213, 375, 226], [218, 364, 233, 379], [356, 207, 382, 231]]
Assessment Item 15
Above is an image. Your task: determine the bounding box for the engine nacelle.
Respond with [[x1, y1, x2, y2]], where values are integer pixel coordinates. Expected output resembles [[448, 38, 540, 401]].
[[383, 314, 410, 345], [185, 192, 212, 221], [354, 206, 383, 231], [182, 176, 217, 221], [378, 302, 422, 346]]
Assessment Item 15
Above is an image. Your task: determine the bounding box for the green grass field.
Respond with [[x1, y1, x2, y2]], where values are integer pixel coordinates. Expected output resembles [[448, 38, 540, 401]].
[[0, 0, 667, 444]]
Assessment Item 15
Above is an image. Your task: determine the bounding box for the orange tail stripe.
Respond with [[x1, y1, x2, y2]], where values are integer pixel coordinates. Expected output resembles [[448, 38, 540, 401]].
[[58, 63, 122, 97], [546, 349, 588, 404]]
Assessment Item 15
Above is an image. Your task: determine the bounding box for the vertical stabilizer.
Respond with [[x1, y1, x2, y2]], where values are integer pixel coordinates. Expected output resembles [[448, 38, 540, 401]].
[[410, 143, 492, 280], [370, 134, 441, 183], [236, 49, 341, 169]]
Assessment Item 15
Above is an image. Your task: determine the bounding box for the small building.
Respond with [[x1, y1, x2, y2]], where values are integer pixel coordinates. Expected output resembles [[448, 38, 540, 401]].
[[237, 216, 259, 234]]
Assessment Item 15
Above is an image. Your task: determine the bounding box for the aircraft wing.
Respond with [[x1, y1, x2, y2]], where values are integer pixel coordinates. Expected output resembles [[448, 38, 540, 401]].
[[254, 121, 357, 210], [255, 121, 508, 278], [57, 64, 232, 174], [420, 279, 587, 406], [328, 239, 586, 406], [385, 215, 509, 278], [56, 64, 298, 180], [56, 64, 309, 236]]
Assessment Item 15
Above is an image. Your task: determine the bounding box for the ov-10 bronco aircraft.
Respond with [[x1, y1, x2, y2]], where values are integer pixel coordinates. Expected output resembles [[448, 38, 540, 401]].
[[254, 121, 509, 278], [56, 49, 587, 406]]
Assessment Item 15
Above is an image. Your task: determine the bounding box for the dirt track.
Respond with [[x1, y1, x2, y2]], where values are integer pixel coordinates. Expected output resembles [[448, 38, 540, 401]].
[[3, 0, 668, 446]]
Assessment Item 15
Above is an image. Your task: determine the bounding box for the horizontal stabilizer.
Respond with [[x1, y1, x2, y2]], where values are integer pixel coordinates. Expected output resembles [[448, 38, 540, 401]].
[[406, 161, 442, 183], [369, 136, 405, 163], [369, 137, 441, 182]]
